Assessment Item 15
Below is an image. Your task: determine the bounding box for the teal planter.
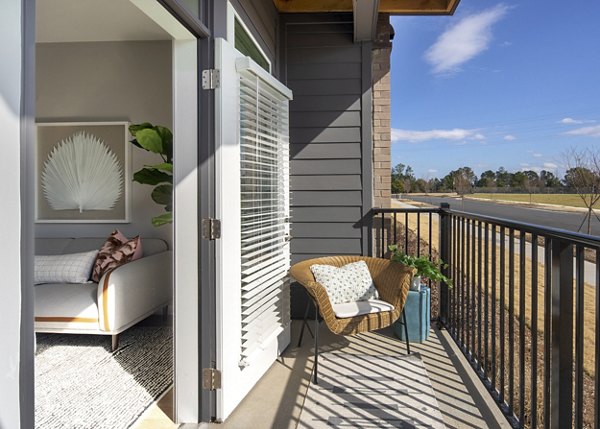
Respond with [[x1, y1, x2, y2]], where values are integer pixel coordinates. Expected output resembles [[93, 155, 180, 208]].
[[394, 287, 431, 343]]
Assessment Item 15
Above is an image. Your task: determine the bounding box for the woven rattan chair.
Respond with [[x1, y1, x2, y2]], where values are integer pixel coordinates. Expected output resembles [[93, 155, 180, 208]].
[[289, 255, 415, 383]]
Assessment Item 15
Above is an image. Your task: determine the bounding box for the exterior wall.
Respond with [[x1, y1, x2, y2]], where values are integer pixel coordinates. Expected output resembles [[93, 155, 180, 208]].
[[372, 14, 392, 208], [281, 14, 373, 267], [35, 41, 173, 244]]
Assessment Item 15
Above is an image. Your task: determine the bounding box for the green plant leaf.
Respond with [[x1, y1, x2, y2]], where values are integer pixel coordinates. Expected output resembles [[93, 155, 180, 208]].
[[151, 183, 173, 206], [129, 122, 154, 137], [155, 126, 173, 162], [136, 128, 163, 154], [145, 163, 173, 173], [133, 168, 172, 185], [152, 212, 173, 227]]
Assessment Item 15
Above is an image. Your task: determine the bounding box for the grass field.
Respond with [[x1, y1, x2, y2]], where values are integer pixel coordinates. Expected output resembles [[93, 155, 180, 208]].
[[469, 193, 600, 208]]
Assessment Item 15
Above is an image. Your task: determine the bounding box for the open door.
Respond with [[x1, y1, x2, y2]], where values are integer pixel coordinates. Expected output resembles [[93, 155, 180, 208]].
[[214, 37, 293, 420]]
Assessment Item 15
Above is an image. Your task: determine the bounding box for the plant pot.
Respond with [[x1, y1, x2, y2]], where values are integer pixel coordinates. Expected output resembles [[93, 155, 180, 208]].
[[410, 275, 422, 292]]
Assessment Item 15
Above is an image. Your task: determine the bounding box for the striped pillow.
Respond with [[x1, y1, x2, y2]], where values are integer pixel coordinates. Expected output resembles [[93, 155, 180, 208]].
[[92, 231, 142, 282]]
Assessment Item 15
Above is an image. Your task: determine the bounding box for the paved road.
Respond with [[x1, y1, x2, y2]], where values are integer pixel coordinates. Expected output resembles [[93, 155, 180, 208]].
[[407, 195, 600, 237]]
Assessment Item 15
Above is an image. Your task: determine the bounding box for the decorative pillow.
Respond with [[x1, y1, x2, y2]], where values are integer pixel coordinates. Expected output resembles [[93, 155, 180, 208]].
[[310, 261, 379, 305], [34, 250, 99, 284], [92, 230, 142, 282]]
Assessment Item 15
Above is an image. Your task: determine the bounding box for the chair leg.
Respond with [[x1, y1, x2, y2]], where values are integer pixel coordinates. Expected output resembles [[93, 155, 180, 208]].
[[402, 310, 411, 355], [111, 334, 119, 352], [298, 299, 311, 347], [313, 302, 319, 385]]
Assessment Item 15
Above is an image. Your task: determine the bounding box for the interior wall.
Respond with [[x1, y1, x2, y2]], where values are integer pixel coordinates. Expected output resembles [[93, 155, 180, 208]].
[[35, 40, 173, 245]]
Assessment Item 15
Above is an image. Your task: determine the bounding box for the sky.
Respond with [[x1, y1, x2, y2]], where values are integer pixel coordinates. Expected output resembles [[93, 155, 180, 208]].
[[390, 1, 600, 180]]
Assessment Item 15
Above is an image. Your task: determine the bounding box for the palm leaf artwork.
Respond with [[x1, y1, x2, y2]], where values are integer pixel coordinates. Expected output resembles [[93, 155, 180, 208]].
[[41, 132, 123, 212]]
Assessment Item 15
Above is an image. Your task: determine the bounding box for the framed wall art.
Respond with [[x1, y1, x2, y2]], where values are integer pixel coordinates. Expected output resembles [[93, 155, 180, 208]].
[[36, 122, 131, 223]]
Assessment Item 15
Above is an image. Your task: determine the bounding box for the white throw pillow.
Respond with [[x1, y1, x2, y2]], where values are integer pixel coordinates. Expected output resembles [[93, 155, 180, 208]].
[[34, 250, 99, 284], [310, 261, 379, 305]]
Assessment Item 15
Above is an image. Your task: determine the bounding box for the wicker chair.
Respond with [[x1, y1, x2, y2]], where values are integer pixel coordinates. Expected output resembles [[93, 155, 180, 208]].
[[289, 255, 415, 383]]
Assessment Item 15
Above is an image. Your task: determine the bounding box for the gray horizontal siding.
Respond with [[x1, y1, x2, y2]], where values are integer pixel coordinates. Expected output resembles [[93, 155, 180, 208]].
[[287, 62, 361, 80], [290, 175, 362, 190], [290, 111, 361, 128], [290, 159, 360, 175], [290, 95, 361, 112], [291, 207, 363, 223], [290, 143, 361, 159], [288, 79, 361, 95], [283, 13, 371, 266], [290, 127, 361, 143], [287, 46, 361, 64], [291, 191, 362, 206], [292, 223, 362, 238]]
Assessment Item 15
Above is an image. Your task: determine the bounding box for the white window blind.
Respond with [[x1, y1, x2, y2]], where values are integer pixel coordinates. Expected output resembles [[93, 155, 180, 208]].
[[237, 58, 291, 367]]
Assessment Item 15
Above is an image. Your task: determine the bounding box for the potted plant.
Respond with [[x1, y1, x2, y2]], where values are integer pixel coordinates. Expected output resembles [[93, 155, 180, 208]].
[[129, 123, 173, 226], [388, 244, 453, 291]]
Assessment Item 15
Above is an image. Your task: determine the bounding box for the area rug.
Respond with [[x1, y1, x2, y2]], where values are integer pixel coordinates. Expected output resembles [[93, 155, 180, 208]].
[[298, 353, 446, 428], [35, 325, 172, 429]]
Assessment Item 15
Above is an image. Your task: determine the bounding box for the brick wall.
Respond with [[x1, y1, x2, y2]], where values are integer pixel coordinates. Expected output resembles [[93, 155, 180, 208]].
[[372, 14, 392, 208]]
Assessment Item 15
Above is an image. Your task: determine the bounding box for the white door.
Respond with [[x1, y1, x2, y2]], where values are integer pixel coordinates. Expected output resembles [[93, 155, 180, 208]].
[[214, 37, 293, 421]]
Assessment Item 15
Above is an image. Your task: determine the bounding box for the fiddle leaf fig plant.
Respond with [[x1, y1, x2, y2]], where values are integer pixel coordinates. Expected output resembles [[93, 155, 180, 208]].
[[129, 123, 173, 227], [388, 244, 453, 287]]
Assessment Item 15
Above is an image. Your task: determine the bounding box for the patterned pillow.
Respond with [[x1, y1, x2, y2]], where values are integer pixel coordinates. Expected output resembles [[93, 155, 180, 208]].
[[35, 250, 99, 284], [91, 231, 142, 282], [310, 261, 379, 305]]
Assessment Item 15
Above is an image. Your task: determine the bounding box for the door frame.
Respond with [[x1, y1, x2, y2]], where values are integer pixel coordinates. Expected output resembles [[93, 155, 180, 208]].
[[21, 0, 218, 425]]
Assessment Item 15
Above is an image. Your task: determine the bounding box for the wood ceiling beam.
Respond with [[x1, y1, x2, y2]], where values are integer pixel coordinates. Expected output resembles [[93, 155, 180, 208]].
[[273, 0, 460, 14]]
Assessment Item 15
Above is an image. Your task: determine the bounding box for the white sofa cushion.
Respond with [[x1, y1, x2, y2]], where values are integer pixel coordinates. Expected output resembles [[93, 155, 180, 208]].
[[310, 260, 379, 304], [331, 299, 394, 318], [34, 250, 98, 284], [35, 283, 99, 330]]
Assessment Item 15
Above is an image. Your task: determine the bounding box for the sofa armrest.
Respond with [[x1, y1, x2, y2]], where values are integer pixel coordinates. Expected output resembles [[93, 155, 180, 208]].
[[97, 251, 173, 333]]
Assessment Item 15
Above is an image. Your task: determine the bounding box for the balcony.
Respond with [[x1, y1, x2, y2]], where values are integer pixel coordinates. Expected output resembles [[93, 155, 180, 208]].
[[136, 204, 598, 428]]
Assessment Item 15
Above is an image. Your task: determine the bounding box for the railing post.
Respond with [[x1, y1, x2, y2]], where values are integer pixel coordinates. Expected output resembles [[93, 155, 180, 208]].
[[549, 239, 574, 429], [439, 203, 451, 326]]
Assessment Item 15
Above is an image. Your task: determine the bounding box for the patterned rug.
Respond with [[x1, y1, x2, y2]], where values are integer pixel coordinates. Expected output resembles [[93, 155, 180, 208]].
[[35, 325, 172, 429], [298, 353, 446, 428]]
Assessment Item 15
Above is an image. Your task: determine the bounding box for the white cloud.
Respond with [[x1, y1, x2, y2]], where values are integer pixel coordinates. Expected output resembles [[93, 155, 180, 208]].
[[559, 117, 596, 125], [533, 153, 543, 158], [543, 162, 558, 170], [520, 163, 530, 167], [504, 134, 516, 141], [427, 169, 438, 174], [424, 4, 509, 74], [391, 128, 485, 143], [564, 125, 600, 137]]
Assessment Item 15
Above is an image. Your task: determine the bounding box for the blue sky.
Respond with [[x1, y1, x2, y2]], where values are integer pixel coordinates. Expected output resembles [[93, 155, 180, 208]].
[[390, 1, 600, 179]]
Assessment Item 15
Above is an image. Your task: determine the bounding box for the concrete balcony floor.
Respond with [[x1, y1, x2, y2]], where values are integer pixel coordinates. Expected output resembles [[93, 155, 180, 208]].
[[135, 320, 510, 429]]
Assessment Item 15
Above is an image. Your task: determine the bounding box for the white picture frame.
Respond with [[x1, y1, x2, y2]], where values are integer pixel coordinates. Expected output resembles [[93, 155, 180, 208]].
[[35, 121, 131, 223]]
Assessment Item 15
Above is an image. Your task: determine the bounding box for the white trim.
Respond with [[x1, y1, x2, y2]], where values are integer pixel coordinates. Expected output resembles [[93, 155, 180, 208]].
[[130, 0, 196, 40], [172, 38, 199, 424], [236, 58, 293, 99]]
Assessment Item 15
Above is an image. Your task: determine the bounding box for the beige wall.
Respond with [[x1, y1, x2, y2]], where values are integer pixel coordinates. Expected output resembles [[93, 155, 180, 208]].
[[36, 41, 173, 244], [372, 14, 392, 209]]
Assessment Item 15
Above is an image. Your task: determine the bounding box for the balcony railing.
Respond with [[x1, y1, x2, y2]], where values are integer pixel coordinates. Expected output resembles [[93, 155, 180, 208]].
[[371, 204, 600, 429]]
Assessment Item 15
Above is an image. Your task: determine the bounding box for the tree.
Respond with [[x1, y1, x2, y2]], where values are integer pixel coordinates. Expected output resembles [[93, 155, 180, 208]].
[[477, 170, 496, 188], [495, 167, 511, 189], [540, 170, 561, 189], [562, 148, 600, 234], [522, 170, 540, 203], [391, 163, 415, 194]]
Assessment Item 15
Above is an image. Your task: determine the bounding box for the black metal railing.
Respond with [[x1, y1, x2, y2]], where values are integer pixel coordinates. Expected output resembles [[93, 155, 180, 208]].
[[371, 204, 600, 429]]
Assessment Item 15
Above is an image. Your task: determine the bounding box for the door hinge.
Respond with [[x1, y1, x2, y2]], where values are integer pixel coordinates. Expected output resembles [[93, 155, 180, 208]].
[[202, 218, 221, 240], [202, 368, 222, 390], [202, 69, 220, 89]]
